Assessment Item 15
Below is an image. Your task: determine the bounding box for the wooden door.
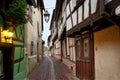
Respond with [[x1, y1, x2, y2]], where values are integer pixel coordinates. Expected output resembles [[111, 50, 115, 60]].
[[0, 47, 14, 80], [0, 49, 4, 80], [76, 39, 81, 78], [76, 31, 94, 80]]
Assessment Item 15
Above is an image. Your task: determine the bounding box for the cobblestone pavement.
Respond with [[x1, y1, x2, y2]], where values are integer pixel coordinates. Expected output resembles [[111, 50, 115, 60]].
[[28, 56, 73, 80]]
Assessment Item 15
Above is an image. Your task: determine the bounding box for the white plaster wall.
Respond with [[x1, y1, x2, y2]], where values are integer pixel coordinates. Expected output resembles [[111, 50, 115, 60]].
[[66, 4, 70, 17], [94, 25, 120, 80], [78, 6, 82, 23], [78, 0, 98, 22], [91, 0, 98, 14], [70, 0, 76, 12], [84, 0, 89, 19], [72, 11, 77, 26], [67, 17, 72, 31]]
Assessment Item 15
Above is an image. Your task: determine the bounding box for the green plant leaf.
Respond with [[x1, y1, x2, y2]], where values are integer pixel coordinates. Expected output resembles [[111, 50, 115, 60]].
[[6, 0, 27, 26]]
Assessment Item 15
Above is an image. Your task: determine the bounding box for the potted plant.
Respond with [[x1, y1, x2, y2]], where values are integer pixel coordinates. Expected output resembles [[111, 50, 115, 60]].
[[5, 0, 27, 26]]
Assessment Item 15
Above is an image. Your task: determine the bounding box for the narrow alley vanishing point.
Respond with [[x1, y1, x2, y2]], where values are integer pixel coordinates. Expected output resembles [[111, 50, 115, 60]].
[[28, 56, 73, 80]]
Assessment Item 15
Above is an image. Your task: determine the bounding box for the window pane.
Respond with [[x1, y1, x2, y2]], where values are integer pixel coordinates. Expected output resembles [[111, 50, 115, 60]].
[[83, 38, 89, 57]]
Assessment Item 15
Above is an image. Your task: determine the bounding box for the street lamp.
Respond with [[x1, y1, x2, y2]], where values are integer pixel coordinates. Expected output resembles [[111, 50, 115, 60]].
[[44, 10, 50, 23]]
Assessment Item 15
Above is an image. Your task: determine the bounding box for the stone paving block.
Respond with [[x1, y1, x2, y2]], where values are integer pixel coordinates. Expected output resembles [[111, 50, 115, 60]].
[[28, 56, 73, 80]]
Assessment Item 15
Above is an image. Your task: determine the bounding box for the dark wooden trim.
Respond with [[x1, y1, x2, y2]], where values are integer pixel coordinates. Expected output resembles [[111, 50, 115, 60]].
[[82, 5, 84, 21], [67, 38, 70, 57], [64, 38, 68, 59], [18, 47, 23, 72], [66, 0, 104, 37], [89, 0, 91, 16], [14, 57, 24, 64], [13, 45, 24, 47], [105, 0, 120, 14], [0, 43, 14, 47], [76, 0, 85, 7], [66, 0, 70, 5], [13, 38, 24, 42], [0, 73, 4, 80], [66, 10, 114, 37], [91, 29, 95, 80], [14, 27, 18, 39], [20, 26, 24, 40]]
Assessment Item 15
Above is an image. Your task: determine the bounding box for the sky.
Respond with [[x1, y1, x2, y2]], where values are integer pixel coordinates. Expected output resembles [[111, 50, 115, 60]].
[[43, 0, 56, 47]]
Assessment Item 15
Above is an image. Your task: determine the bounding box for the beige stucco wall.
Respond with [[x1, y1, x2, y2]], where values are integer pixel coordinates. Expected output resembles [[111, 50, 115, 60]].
[[25, 6, 43, 75], [94, 25, 120, 80], [25, 6, 42, 56]]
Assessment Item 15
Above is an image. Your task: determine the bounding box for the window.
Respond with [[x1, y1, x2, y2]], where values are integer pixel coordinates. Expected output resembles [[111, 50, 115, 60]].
[[37, 22, 39, 37], [83, 38, 89, 57], [31, 41, 34, 55]]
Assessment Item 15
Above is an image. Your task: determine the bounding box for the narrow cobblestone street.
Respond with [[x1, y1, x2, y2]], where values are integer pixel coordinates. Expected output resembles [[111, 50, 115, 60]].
[[28, 56, 73, 80]]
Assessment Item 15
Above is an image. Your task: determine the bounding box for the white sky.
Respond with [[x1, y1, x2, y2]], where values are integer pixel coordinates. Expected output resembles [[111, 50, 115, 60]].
[[43, 0, 56, 47]]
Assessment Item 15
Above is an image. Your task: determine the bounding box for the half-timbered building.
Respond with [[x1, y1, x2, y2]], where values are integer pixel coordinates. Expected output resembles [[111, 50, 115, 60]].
[[0, 0, 40, 79], [67, 0, 120, 80], [54, 0, 120, 80]]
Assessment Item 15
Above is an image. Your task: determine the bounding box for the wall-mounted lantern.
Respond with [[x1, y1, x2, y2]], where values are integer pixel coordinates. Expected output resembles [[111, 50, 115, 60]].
[[1, 28, 14, 43], [44, 10, 50, 23]]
